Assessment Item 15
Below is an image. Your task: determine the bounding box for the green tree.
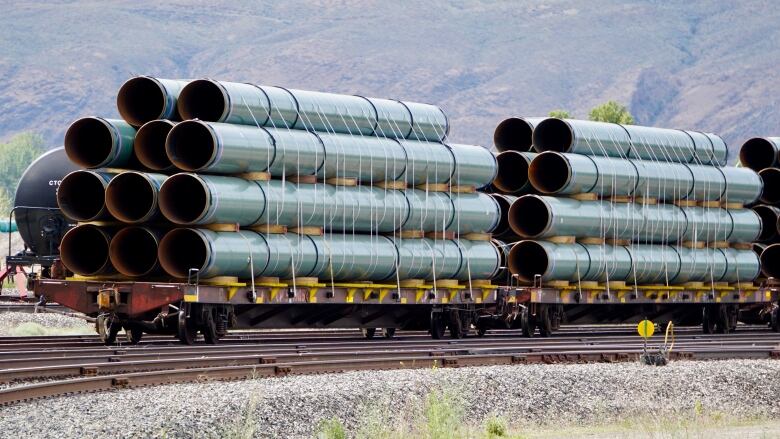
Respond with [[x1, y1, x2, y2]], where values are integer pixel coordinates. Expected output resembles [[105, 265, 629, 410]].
[[548, 109, 571, 119], [588, 101, 635, 124], [0, 132, 46, 214]]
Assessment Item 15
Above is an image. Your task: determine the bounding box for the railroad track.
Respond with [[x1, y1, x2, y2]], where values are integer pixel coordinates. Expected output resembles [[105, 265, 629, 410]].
[[0, 326, 778, 405]]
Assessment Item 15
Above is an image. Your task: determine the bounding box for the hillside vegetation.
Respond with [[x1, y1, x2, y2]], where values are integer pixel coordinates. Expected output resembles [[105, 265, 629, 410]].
[[1, 1, 779, 160]]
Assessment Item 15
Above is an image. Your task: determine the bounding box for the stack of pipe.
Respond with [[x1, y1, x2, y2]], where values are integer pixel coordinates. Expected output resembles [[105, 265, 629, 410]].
[[739, 137, 780, 279], [57, 76, 504, 284], [491, 117, 763, 285]]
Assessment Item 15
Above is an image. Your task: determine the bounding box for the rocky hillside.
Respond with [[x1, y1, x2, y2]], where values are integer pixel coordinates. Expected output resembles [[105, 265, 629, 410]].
[[1, 1, 779, 160]]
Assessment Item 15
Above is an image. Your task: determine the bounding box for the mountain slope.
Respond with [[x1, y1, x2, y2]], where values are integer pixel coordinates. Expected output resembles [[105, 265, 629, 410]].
[[1, 0, 779, 160]]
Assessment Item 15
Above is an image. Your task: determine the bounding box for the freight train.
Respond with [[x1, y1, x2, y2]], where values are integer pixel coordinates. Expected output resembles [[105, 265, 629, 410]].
[[10, 76, 780, 345]]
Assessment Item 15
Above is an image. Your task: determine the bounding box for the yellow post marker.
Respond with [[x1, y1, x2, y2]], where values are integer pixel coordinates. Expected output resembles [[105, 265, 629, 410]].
[[637, 319, 655, 339]]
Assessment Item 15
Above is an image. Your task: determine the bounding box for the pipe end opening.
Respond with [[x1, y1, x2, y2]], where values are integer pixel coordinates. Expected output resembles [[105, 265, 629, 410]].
[[117, 77, 168, 126], [57, 171, 107, 221], [166, 120, 217, 171], [532, 118, 573, 153], [60, 225, 111, 276], [64, 117, 114, 168], [509, 195, 551, 238], [158, 228, 208, 278], [110, 227, 160, 277], [759, 168, 780, 204], [740, 138, 777, 171], [494, 151, 532, 193], [136, 120, 176, 170], [158, 174, 209, 224], [105, 172, 157, 223], [177, 79, 227, 121], [494, 118, 533, 152], [508, 241, 549, 283], [528, 152, 571, 194]]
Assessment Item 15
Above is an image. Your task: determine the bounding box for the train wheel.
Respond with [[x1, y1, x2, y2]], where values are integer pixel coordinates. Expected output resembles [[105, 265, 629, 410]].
[[702, 305, 717, 334], [520, 307, 535, 338], [771, 307, 780, 332], [715, 305, 731, 334], [537, 305, 553, 337], [125, 328, 143, 345], [430, 312, 446, 339], [361, 328, 377, 339], [476, 325, 487, 337], [202, 310, 220, 345], [447, 309, 464, 339], [177, 304, 197, 345], [97, 315, 121, 345], [382, 328, 396, 339]]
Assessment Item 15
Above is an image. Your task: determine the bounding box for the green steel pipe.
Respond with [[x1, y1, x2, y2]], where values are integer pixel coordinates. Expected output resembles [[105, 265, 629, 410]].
[[493, 117, 546, 152], [509, 194, 758, 243], [158, 228, 269, 279], [739, 137, 780, 171], [116, 77, 189, 127], [720, 248, 761, 282], [758, 168, 780, 204], [157, 230, 500, 281], [530, 152, 762, 204], [727, 209, 762, 243], [108, 226, 166, 277], [705, 133, 729, 167], [315, 234, 398, 281], [166, 121, 493, 186], [134, 120, 178, 171], [493, 151, 536, 194], [721, 167, 763, 204], [674, 248, 727, 283], [158, 174, 265, 225], [529, 152, 639, 197], [165, 120, 323, 175], [455, 239, 502, 280], [64, 117, 136, 169], [158, 174, 497, 233], [57, 170, 116, 221], [448, 143, 497, 188], [316, 134, 406, 183], [105, 171, 167, 223], [394, 238, 462, 281], [532, 119, 631, 157], [508, 240, 757, 283], [624, 125, 695, 163], [60, 224, 115, 276], [449, 192, 500, 234], [533, 118, 728, 165], [176, 79, 448, 141], [753, 205, 780, 242], [491, 239, 511, 282]]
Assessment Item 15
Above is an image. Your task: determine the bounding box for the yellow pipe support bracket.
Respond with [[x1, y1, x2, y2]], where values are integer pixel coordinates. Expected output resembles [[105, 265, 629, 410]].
[[346, 288, 358, 303], [308, 288, 319, 303]]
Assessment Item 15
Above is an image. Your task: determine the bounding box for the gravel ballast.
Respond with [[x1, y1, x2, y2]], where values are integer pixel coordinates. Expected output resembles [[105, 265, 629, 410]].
[[0, 311, 93, 336], [0, 359, 779, 438]]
